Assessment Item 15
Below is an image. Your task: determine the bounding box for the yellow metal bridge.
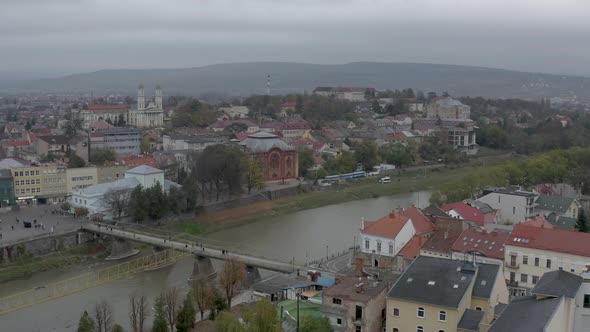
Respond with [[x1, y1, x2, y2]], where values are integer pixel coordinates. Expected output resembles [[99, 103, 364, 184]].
[[0, 248, 191, 315]]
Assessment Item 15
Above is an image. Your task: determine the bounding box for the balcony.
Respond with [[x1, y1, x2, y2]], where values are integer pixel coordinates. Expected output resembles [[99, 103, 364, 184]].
[[506, 280, 519, 287]]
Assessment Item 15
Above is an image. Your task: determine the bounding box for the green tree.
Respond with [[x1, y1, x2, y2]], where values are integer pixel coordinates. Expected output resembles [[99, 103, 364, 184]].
[[300, 316, 333, 332], [175, 293, 196, 332], [323, 151, 356, 174], [68, 153, 86, 168], [243, 299, 281, 332], [151, 295, 169, 332], [215, 312, 246, 332], [90, 148, 116, 165], [354, 141, 380, 171], [129, 186, 147, 222], [371, 100, 382, 113], [298, 150, 314, 178], [241, 155, 264, 194], [112, 325, 125, 332], [116, 114, 126, 126], [577, 210, 588, 233], [379, 142, 413, 167], [77, 310, 96, 332], [146, 182, 167, 219]]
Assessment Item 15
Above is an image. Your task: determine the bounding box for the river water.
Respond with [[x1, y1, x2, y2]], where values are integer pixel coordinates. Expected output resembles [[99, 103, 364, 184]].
[[0, 191, 429, 331]]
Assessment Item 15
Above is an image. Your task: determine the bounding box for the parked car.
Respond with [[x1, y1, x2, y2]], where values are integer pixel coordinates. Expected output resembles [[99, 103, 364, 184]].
[[378, 176, 391, 184]]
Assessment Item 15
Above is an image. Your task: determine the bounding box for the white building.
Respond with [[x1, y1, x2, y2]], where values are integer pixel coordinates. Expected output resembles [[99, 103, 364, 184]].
[[70, 165, 178, 219], [477, 187, 538, 224], [128, 83, 164, 128], [219, 106, 250, 119]]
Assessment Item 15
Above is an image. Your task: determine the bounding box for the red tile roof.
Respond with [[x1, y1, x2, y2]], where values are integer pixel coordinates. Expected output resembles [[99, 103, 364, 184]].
[[442, 202, 486, 227], [362, 212, 410, 239], [507, 223, 590, 258], [451, 228, 511, 260], [522, 216, 554, 229], [87, 104, 128, 112], [399, 235, 428, 259], [2, 140, 30, 147], [421, 217, 466, 254], [401, 206, 436, 235], [90, 119, 115, 130], [281, 101, 297, 108], [104, 155, 158, 169]]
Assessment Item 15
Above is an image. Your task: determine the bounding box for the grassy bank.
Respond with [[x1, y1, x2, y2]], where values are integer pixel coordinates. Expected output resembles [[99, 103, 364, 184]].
[[169, 162, 503, 236], [0, 243, 108, 284]]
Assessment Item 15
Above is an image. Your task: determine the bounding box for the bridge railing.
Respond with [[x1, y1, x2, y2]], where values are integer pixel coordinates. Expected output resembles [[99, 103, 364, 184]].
[[87, 222, 307, 268], [0, 248, 190, 316]]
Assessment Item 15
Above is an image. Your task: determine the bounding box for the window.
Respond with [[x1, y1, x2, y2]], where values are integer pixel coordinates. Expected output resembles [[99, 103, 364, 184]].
[[546, 259, 552, 269], [417, 307, 424, 318], [510, 255, 517, 267], [532, 276, 539, 284], [336, 318, 342, 325], [417, 326, 424, 332], [439, 311, 447, 322], [535, 257, 540, 266], [584, 295, 590, 308], [355, 327, 361, 332], [439, 330, 446, 332], [523, 256, 528, 265], [475, 307, 482, 311], [393, 308, 399, 317], [513, 206, 516, 214], [389, 243, 394, 255], [521, 274, 528, 283], [332, 298, 342, 305], [365, 239, 370, 250], [393, 329, 399, 332], [355, 305, 363, 320], [377, 242, 382, 252]]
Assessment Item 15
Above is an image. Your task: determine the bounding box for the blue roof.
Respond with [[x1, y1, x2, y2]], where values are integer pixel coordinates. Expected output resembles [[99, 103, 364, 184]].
[[316, 276, 335, 288]]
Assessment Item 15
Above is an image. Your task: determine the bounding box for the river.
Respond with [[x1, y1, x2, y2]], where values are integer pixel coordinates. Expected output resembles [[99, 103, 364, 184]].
[[0, 191, 429, 331]]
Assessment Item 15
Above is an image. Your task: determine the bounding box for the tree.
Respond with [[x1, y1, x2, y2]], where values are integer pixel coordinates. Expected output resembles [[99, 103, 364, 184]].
[[577, 210, 588, 233], [94, 301, 113, 332], [219, 259, 246, 308], [61, 202, 71, 212], [151, 294, 169, 332], [90, 148, 116, 165], [241, 155, 264, 194], [208, 288, 228, 321], [75, 207, 89, 218], [78, 310, 96, 332], [192, 278, 213, 320], [354, 141, 380, 171], [371, 100, 382, 113], [112, 325, 125, 332], [129, 293, 149, 332], [215, 312, 246, 332], [243, 299, 281, 332], [64, 113, 84, 137], [298, 150, 314, 178], [68, 153, 86, 168], [164, 287, 180, 332], [117, 113, 126, 126], [128, 186, 148, 221], [300, 316, 333, 332], [322, 151, 356, 174], [175, 292, 196, 332], [104, 189, 130, 219]]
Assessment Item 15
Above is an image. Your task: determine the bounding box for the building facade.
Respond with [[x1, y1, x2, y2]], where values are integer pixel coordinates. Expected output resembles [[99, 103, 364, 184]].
[[426, 97, 471, 120], [10, 164, 67, 204], [79, 104, 129, 129], [128, 83, 164, 128], [477, 188, 538, 224], [239, 132, 298, 182], [89, 127, 141, 157], [66, 167, 98, 194]]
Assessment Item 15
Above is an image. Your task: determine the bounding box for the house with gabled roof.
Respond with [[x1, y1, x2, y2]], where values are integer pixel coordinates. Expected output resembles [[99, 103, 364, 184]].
[[535, 194, 580, 219]]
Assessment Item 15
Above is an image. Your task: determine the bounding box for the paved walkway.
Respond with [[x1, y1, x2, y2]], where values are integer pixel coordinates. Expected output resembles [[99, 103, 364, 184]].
[[0, 205, 81, 246]]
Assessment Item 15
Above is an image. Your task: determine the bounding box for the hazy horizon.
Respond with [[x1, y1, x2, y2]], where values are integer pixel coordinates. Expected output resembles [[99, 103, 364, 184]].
[[2, 0, 590, 79]]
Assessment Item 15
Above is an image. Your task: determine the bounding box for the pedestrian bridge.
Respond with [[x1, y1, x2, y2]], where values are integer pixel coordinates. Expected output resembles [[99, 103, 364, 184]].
[[81, 223, 301, 274]]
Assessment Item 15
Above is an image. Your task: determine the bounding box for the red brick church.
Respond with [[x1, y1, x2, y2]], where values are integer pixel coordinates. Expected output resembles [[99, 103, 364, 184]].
[[240, 132, 298, 182]]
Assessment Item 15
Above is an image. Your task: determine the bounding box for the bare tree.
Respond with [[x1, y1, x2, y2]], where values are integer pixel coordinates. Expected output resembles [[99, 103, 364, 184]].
[[129, 293, 149, 332], [94, 300, 113, 332], [192, 278, 213, 320], [164, 287, 180, 332], [104, 189, 130, 219], [219, 259, 246, 308]]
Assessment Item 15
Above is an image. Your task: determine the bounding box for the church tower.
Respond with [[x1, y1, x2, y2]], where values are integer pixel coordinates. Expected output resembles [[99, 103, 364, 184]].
[[137, 83, 145, 110], [155, 83, 162, 109]]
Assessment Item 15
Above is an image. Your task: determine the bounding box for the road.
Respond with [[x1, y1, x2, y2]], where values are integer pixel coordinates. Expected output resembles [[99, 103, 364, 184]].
[[82, 223, 304, 273]]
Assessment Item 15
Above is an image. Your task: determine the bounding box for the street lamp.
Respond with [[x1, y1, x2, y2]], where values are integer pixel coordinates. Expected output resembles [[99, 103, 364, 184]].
[[291, 287, 302, 332]]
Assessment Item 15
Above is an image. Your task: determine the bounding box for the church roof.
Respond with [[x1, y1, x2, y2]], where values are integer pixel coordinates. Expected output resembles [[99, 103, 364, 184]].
[[240, 132, 294, 153]]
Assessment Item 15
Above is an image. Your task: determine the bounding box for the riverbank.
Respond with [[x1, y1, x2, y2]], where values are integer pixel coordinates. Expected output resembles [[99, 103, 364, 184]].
[[171, 162, 500, 236], [0, 242, 108, 283]]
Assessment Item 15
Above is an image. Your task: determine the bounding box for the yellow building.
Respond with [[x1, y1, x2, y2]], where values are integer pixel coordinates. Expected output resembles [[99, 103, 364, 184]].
[[386, 256, 508, 332], [96, 165, 128, 184], [66, 167, 98, 194], [11, 164, 67, 203], [503, 223, 590, 297]]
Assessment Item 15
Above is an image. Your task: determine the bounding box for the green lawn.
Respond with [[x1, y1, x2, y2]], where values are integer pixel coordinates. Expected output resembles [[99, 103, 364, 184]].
[[172, 221, 208, 235], [277, 299, 322, 323]]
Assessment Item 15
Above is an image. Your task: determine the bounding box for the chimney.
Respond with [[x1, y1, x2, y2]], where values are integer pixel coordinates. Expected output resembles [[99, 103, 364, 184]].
[[355, 282, 364, 293], [360, 217, 365, 230], [444, 230, 448, 240], [355, 257, 364, 277]]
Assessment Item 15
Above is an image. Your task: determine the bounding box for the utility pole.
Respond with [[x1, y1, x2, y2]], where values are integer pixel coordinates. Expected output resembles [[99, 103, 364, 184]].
[[296, 291, 300, 332]]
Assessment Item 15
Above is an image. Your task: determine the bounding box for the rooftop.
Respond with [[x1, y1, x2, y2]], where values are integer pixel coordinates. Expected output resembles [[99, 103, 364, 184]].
[[531, 270, 582, 299], [482, 187, 537, 198], [535, 195, 577, 214], [521, 216, 554, 229], [240, 132, 294, 153], [126, 164, 163, 175], [420, 217, 465, 254], [488, 296, 563, 332], [451, 228, 510, 260], [506, 223, 590, 257], [545, 213, 577, 231], [87, 104, 129, 112], [457, 309, 485, 331], [388, 256, 491, 308], [442, 202, 487, 226], [362, 207, 435, 239], [38, 135, 70, 145], [77, 177, 140, 196], [323, 274, 392, 303]]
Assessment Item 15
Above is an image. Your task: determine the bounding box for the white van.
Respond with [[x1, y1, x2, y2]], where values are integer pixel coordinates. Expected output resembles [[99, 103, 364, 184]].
[[378, 176, 391, 184]]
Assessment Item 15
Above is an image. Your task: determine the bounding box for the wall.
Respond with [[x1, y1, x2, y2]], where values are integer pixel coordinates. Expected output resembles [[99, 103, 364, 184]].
[[478, 193, 534, 224], [66, 167, 98, 194], [0, 231, 92, 263], [97, 165, 127, 183], [387, 298, 461, 332], [574, 278, 590, 332], [361, 221, 415, 258]]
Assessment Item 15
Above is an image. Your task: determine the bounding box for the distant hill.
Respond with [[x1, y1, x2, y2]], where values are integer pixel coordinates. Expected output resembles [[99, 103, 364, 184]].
[[2, 62, 589, 101]]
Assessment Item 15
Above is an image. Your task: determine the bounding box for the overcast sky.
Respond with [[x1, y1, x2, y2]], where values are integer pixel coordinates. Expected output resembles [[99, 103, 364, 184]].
[[2, 0, 590, 77]]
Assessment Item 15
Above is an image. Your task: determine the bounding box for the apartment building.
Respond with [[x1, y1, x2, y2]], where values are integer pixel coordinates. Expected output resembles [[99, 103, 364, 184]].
[[66, 167, 98, 194], [503, 223, 590, 297], [89, 127, 141, 157], [10, 164, 67, 203], [96, 165, 127, 183], [477, 187, 538, 224], [386, 256, 508, 332]]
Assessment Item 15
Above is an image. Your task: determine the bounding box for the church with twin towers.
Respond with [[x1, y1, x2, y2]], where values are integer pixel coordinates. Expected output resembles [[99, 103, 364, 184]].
[[128, 83, 165, 128]]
